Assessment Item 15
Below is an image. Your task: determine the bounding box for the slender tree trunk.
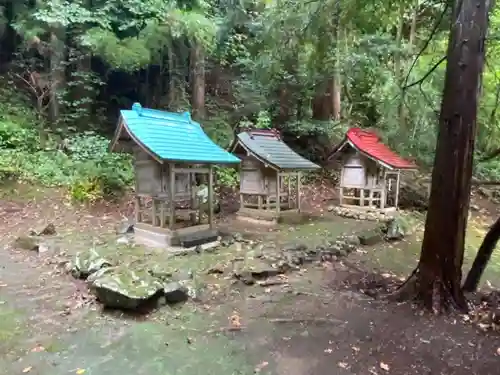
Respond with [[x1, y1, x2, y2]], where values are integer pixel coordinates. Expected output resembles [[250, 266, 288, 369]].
[[312, 83, 331, 121], [462, 217, 500, 292], [166, 44, 176, 109], [409, 1, 418, 47], [49, 30, 65, 124], [190, 43, 205, 120], [332, 0, 341, 120], [395, 0, 490, 313], [394, 3, 405, 79]]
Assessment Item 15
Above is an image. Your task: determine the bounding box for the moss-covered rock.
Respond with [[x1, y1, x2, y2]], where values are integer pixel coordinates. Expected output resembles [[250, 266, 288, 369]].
[[358, 228, 384, 246], [385, 216, 409, 241], [68, 248, 113, 279], [88, 266, 164, 310]]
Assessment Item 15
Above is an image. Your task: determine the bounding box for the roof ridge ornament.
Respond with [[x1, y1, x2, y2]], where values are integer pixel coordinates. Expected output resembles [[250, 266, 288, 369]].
[[132, 102, 143, 114]]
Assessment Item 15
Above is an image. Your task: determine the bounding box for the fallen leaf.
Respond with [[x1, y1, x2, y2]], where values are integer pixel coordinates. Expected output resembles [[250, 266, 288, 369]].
[[76, 369, 86, 374], [351, 346, 360, 352], [496, 347, 500, 355], [380, 362, 390, 371], [338, 362, 348, 369], [22, 367, 32, 373], [324, 348, 333, 353]]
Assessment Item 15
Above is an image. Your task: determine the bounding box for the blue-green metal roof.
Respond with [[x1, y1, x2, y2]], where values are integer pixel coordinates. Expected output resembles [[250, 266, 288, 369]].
[[113, 103, 240, 164], [233, 129, 320, 170]]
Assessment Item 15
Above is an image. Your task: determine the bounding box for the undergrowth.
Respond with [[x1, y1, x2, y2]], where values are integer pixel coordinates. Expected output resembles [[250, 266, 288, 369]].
[[0, 84, 133, 202], [0, 82, 241, 202]]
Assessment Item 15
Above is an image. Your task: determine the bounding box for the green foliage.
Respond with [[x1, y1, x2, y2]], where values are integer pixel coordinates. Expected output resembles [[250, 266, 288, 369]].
[[0, 82, 133, 200], [215, 166, 239, 188], [5, 0, 500, 192]]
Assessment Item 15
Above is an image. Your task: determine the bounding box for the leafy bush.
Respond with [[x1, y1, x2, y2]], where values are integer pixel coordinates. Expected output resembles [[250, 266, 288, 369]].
[[0, 127, 133, 202]]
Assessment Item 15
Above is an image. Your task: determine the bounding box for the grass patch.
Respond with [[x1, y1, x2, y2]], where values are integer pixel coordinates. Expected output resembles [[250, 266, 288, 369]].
[[355, 213, 500, 289], [0, 304, 25, 355]]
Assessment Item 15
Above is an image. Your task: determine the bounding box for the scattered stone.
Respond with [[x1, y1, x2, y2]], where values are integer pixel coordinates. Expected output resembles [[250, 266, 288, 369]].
[[233, 232, 245, 242], [68, 248, 113, 279], [257, 277, 287, 287], [207, 263, 226, 274], [37, 242, 51, 254], [235, 258, 280, 278], [328, 206, 391, 221], [88, 266, 164, 310], [38, 223, 56, 236], [358, 228, 384, 246], [13, 236, 40, 251], [163, 282, 189, 304], [116, 218, 134, 235], [385, 216, 408, 241], [116, 236, 130, 245], [282, 242, 308, 252]]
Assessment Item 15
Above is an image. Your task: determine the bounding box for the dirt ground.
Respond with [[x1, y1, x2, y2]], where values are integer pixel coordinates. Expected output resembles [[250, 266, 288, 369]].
[[1, 184, 500, 375]]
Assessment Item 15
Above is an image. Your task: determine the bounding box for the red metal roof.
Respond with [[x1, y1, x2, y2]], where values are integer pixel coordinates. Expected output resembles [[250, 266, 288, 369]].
[[344, 128, 417, 169]]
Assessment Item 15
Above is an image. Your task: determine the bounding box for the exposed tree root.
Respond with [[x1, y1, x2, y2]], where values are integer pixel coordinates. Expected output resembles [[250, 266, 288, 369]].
[[385, 266, 468, 315]]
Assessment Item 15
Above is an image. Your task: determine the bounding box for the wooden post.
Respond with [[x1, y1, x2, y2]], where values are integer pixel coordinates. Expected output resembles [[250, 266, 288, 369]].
[[297, 172, 302, 212], [380, 170, 386, 209], [240, 193, 244, 210], [360, 188, 365, 207], [287, 174, 292, 209], [257, 195, 262, 209], [368, 189, 373, 207], [189, 172, 196, 224], [275, 170, 281, 218], [169, 163, 175, 229], [394, 170, 401, 209], [135, 196, 140, 223], [208, 165, 214, 229], [152, 198, 157, 226]]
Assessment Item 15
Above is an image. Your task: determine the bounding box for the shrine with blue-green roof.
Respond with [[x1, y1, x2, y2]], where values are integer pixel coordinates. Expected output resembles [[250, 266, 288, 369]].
[[110, 103, 240, 248]]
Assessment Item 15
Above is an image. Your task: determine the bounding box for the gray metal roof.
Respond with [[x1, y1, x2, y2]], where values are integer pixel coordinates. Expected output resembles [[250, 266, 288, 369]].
[[234, 130, 320, 171]]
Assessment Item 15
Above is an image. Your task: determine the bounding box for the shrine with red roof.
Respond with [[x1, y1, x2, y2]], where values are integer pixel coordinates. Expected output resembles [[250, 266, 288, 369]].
[[328, 128, 417, 211]]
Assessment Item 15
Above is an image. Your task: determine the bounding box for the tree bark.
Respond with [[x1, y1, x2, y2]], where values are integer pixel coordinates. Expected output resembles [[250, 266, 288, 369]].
[[395, 0, 490, 313], [48, 30, 65, 124], [190, 43, 205, 120], [462, 217, 500, 292]]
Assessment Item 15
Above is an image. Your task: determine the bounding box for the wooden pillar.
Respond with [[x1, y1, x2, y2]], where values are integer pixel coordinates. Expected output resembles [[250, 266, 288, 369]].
[[152, 198, 157, 226], [275, 170, 281, 218], [208, 165, 214, 229], [135, 197, 140, 223], [240, 193, 244, 210], [394, 170, 401, 209], [287, 173, 292, 209], [189, 172, 197, 224], [380, 170, 386, 209], [168, 163, 175, 229], [297, 172, 301, 212]]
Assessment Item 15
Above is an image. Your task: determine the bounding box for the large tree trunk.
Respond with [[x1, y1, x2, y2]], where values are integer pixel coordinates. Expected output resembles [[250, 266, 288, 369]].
[[395, 0, 490, 313], [462, 217, 500, 292], [190, 43, 205, 120]]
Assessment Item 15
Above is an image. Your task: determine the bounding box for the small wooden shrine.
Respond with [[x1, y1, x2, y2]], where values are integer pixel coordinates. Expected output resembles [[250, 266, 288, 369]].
[[327, 128, 417, 211], [230, 129, 319, 223], [110, 103, 240, 248]]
